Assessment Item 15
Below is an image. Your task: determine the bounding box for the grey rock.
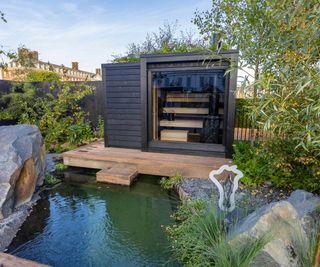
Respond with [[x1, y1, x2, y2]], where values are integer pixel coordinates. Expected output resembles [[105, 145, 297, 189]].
[[0, 195, 40, 252], [0, 185, 14, 219], [287, 189, 320, 218], [229, 190, 320, 267], [0, 125, 45, 219], [177, 178, 219, 203], [287, 189, 320, 237]]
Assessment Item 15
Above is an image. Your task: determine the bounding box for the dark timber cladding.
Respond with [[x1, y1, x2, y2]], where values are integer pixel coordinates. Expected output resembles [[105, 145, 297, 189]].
[[102, 51, 238, 158], [102, 63, 141, 148]]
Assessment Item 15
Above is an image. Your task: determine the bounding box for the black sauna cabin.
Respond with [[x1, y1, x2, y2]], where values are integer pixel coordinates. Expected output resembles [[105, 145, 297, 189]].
[[102, 51, 238, 158]]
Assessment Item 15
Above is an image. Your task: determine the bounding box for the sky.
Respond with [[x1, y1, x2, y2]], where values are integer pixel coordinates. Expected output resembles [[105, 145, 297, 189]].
[[0, 0, 211, 73]]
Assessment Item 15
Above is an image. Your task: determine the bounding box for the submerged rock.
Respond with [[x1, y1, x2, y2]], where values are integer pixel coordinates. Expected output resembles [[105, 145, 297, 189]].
[[0, 124, 45, 219], [0, 251, 49, 266]]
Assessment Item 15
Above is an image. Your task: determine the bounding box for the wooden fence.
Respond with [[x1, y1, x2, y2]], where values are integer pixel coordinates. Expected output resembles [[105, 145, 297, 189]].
[[234, 105, 270, 141]]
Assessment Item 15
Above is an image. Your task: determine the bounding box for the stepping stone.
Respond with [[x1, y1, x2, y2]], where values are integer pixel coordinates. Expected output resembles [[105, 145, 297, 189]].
[[96, 163, 138, 186]]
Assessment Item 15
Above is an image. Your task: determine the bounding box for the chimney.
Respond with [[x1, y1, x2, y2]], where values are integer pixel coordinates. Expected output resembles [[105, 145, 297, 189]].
[[30, 51, 39, 61], [95, 68, 101, 76], [72, 62, 79, 70], [18, 48, 29, 59]]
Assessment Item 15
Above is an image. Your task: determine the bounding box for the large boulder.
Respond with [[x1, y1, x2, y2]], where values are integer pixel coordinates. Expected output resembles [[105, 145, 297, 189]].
[[0, 125, 45, 219], [229, 190, 320, 267]]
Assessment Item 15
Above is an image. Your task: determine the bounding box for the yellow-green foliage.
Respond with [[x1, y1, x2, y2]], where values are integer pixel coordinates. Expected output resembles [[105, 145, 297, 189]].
[[26, 70, 61, 82], [0, 80, 94, 152], [55, 162, 68, 171], [160, 173, 183, 189], [195, 0, 320, 192]]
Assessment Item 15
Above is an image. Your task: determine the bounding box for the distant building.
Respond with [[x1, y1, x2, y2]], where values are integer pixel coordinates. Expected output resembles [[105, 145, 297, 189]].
[[0, 48, 102, 81]]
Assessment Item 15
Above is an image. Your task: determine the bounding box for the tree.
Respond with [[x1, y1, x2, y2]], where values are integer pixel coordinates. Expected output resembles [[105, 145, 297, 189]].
[[193, 0, 272, 94], [193, 0, 275, 140], [194, 0, 320, 191], [0, 10, 6, 22], [0, 10, 15, 68], [26, 70, 61, 83], [113, 21, 210, 63]]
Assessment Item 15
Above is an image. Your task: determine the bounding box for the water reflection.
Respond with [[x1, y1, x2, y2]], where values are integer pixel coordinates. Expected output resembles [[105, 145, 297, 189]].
[[7, 198, 50, 250], [8, 174, 180, 267]]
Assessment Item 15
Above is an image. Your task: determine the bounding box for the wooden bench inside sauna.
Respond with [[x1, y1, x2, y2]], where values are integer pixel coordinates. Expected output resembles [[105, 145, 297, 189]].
[[154, 91, 224, 143]]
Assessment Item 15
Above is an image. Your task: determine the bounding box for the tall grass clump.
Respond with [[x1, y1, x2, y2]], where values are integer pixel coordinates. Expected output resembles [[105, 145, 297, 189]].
[[291, 225, 320, 267], [166, 201, 271, 266]]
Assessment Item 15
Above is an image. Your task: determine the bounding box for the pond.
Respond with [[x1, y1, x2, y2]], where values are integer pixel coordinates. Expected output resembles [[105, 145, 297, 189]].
[[7, 173, 181, 267]]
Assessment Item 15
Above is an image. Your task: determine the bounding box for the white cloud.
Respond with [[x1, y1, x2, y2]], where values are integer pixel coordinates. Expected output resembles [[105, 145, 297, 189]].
[[0, 0, 212, 72]]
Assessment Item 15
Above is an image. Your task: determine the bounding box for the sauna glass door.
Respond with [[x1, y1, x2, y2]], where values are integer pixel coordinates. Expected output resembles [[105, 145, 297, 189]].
[[151, 70, 225, 144]]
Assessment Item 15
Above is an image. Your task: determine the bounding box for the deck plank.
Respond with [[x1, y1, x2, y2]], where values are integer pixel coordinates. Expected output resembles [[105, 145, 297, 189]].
[[63, 141, 231, 179], [96, 163, 138, 186]]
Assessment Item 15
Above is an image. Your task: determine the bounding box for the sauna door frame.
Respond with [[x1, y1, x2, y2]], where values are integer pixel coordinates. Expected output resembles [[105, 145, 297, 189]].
[[140, 52, 238, 158]]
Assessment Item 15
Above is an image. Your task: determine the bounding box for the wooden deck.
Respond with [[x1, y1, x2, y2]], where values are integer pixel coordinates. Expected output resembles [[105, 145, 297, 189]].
[[63, 141, 231, 184]]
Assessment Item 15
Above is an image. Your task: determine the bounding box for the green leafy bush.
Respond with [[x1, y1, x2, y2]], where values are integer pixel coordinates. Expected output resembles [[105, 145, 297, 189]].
[[260, 139, 320, 192], [160, 173, 183, 189], [0, 81, 94, 152], [233, 140, 320, 192], [233, 141, 269, 186], [67, 123, 94, 146]]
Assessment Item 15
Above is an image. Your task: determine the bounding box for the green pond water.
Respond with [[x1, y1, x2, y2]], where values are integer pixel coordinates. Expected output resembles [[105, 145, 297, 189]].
[[7, 173, 181, 267]]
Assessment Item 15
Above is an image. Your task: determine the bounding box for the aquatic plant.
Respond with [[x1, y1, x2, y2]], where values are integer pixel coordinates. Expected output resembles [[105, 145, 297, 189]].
[[54, 162, 68, 171], [160, 173, 183, 189], [44, 174, 61, 186]]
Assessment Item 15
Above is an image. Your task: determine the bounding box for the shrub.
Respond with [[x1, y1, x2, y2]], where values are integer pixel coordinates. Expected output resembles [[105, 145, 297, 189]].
[[0, 81, 94, 152], [233, 140, 320, 192], [67, 123, 94, 146], [195, 0, 320, 193], [261, 139, 320, 192], [232, 141, 269, 186], [160, 173, 183, 189]]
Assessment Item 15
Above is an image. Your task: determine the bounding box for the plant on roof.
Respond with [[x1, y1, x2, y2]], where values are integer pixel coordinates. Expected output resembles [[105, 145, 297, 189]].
[[113, 21, 212, 63]]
